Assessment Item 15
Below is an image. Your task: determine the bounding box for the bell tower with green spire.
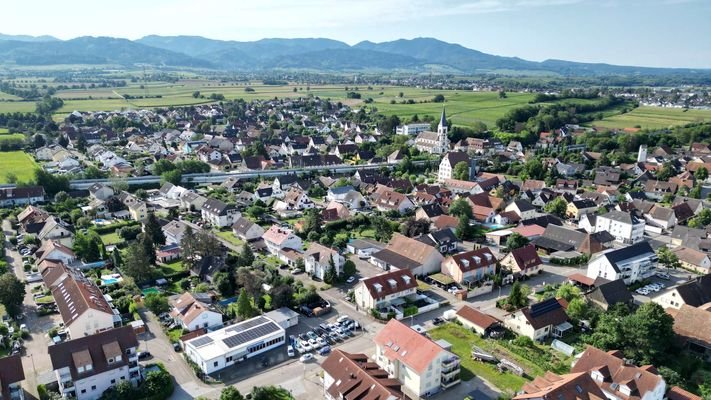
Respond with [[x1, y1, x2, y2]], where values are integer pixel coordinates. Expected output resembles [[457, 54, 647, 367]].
[[437, 106, 449, 153]]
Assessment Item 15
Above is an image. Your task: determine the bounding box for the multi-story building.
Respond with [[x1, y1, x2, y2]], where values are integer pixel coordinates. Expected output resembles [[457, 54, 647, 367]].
[[594, 210, 646, 244], [304, 243, 345, 281], [0, 355, 25, 400], [374, 319, 460, 398], [0, 186, 46, 208], [48, 326, 140, 400], [201, 198, 240, 228], [415, 108, 449, 154], [513, 371, 607, 400], [438, 152, 471, 182], [396, 123, 431, 136], [353, 269, 418, 311], [262, 225, 303, 255], [441, 247, 497, 284], [169, 292, 223, 332], [586, 242, 657, 285], [322, 349, 406, 400]]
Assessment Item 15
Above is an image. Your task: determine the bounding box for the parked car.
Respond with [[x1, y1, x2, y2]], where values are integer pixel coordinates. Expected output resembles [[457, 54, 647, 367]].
[[346, 276, 356, 284], [137, 351, 152, 360], [318, 345, 331, 356], [173, 342, 181, 352], [299, 353, 314, 362], [432, 317, 445, 326], [655, 272, 671, 280], [287, 345, 295, 357], [300, 340, 312, 352]]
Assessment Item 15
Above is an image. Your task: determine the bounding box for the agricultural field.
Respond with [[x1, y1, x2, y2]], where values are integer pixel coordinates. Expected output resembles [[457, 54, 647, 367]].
[[590, 106, 711, 130], [0, 101, 36, 113], [0, 133, 25, 143], [0, 151, 39, 184], [0, 91, 22, 100]]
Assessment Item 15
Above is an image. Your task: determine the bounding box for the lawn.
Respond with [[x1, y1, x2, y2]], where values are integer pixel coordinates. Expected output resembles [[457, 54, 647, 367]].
[[0, 133, 24, 143], [353, 228, 376, 239], [157, 259, 185, 277], [35, 295, 55, 305], [0, 128, 8, 134], [214, 229, 244, 247], [429, 323, 573, 395], [100, 232, 123, 246], [590, 106, 711, 130], [0, 151, 39, 184], [0, 101, 35, 113]]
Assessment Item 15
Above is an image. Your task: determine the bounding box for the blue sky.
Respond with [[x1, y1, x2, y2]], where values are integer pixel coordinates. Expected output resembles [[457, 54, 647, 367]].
[[3, 0, 710, 68]]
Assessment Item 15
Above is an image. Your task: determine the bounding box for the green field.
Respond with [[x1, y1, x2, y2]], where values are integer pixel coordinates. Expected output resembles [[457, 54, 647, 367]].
[[0, 101, 36, 113], [591, 106, 711, 129], [0, 151, 39, 183], [100, 232, 123, 246], [0, 128, 8, 134], [0, 133, 25, 143], [0, 91, 22, 100]]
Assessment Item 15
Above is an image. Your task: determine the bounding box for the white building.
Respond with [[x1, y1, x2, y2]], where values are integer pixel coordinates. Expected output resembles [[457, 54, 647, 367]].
[[374, 319, 460, 398], [183, 315, 286, 374], [201, 199, 240, 228], [170, 292, 223, 332], [438, 152, 470, 182], [594, 210, 646, 244], [586, 242, 657, 285], [48, 326, 140, 400], [414, 108, 449, 154], [304, 243, 345, 281], [396, 123, 431, 136], [505, 297, 571, 341], [354, 269, 418, 311], [231, 217, 265, 242], [262, 225, 303, 255]]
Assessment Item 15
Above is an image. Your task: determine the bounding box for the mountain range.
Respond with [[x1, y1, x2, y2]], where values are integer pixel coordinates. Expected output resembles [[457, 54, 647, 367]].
[[0, 34, 705, 76]]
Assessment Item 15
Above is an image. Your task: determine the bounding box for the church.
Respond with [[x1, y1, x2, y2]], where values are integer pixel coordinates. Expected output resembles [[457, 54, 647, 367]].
[[414, 107, 450, 154]]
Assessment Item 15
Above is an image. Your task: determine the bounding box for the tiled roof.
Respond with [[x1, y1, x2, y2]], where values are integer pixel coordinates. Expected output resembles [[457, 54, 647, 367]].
[[373, 319, 448, 374], [456, 305, 498, 330], [667, 304, 711, 347], [448, 247, 496, 273], [322, 350, 405, 400], [0, 355, 24, 399], [359, 269, 417, 301], [515, 371, 606, 400]]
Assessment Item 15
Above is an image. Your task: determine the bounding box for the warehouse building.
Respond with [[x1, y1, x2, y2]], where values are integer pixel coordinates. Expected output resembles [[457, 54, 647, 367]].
[[183, 315, 286, 374]]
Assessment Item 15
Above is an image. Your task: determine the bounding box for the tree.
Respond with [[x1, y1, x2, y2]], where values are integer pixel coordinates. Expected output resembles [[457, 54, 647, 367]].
[[566, 297, 589, 322], [270, 284, 294, 309], [213, 271, 236, 297], [695, 166, 708, 181], [372, 216, 394, 242], [144, 293, 170, 315], [505, 233, 529, 250], [323, 256, 337, 284], [343, 259, 356, 277], [34, 169, 70, 196], [235, 288, 256, 319], [499, 90, 507, 99], [144, 213, 166, 247], [556, 283, 582, 302], [301, 209, 323, 235], [456, 217, 472, 240], [0, 274, 25, 317], [623, 302, 675, 364], [238, 245, 255, 267], [656, 162, 676, 181], [139, 233, 156, 265], [33, 133, 46, 148], [123, 241, 153, 281], [192, 91, 201, 99], [544, 196, 568, 218], [452, 161, 470, 181], [111, 248, 123, 269], [506, 281, 528, 309], [161, 169, 182, 185], [399, 218, 430, 237], [83, 166, 107, 179], [657, 247, 681, 271], [449, 198, 473, 219], [73, 231, 103, 262], [251, 386, 294, 400], [690, 184, 702, 199], [220, 387, 244, 400]]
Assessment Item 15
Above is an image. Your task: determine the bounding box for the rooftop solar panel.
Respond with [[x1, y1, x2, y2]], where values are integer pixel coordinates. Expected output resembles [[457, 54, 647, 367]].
[[226, 316, 269, 333], [190, 336, 214, 348], [222, 321, 281, 349]]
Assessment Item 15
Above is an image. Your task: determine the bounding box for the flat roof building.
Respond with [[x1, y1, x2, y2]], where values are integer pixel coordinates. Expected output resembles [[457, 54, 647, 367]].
[[183, 315, 286, 374]]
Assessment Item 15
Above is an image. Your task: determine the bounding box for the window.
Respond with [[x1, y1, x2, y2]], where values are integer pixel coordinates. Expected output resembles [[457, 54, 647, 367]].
[[214, 361, 218, 367], [81, 389, 86, 394], [111, 379, 116, 384], [226, 356, 233, 362], [92, 386, 97, 391]]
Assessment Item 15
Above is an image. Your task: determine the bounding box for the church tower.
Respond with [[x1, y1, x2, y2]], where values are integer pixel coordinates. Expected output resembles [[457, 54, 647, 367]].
[[437, 107, 449, 153]]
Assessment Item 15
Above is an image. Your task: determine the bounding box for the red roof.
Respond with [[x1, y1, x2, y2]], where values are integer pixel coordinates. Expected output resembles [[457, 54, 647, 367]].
[[373, 319, 448, 374], [456, 305, 498, 330]]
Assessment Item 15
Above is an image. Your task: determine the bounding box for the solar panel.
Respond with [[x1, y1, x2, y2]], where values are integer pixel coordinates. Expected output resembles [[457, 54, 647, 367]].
[[226, 316, 269, 333], [222, 321, 281, 349], [530, 298, 561, 318], [190, 336, 214, 348]]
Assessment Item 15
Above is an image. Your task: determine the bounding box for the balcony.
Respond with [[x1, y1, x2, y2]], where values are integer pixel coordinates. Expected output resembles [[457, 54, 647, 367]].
[[441, 375, 461, 389], [129, 361, 139, 370], [442, 367, 460, 379]]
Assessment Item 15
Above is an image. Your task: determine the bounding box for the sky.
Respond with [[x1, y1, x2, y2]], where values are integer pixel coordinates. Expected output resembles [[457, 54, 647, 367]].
[[2, 0, 710, 68]]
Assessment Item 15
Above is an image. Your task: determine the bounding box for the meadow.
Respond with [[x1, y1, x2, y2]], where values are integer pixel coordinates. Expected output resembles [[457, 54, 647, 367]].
[[0, 151, 39, 183], [589, 106, 711, 129], [0, 133, 25, 143]]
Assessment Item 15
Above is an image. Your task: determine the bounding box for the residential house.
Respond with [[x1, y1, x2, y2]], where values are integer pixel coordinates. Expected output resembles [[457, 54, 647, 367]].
[[88, 184, 114, 201], [644, 180, 678, 200], [500, 244, 542, 277], [322, 350, 406, 400], [325, 186, 365, 210], [231, 217, 265, 242], [586, 279, 634, 311], [505, 200, 537, 221], [169, 292, 223, 332], [38, 216, 74, 247], [162, 220, 189, 245], [521, 179, 546, 194], [49, 326, 140, 400], [321, 201, 350, 222], [667, 387, 702, 400], [586, 242, 657, 285], [273, 187, 314, 217], [555, 179, 578, 194], [371, 187, 415, 214], [415, 204, 445, 222], [374, 319, 460, 398], [513, 371, 607, 400], [438, 152, 471, 182], [645, 205, 677, 231], [566, 199, 598, 220], [36, 240, 76, 265], [0, 186, 46, 207], [180, 191, 208, 211], [533, 224, 614, 255], [505, 297, 571, 341], [155, 244, 181, 263], [571, 346, 666, 400], [127, 201, 147, 222], [670, 225, 707, 248], [441, 247, 497, 284], [263, 225, 303, 255], [671, 247, 711, 273], [201, 199, 240, 228], [416, 230, 458, 254], [594, 210, 646, 244], [371, 234, 444, 276], [455, 306, 500, 336], [653, 275, 711, 310], [354, 269, 418, 311], [304, 243, 345, 281], [51, 271, 121, 338], [0, 354, 25, 400], [667, 305, 711, 362]]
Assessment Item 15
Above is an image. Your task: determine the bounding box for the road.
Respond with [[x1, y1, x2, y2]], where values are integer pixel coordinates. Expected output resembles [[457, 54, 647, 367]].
[[68, 159, 434, 189]]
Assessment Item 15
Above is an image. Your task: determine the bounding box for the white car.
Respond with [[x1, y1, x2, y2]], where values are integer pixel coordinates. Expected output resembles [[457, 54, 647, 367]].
[[308, 338, 320, 348], [300, 340, 312, 352], [656, 272, 671, 280], [316, 337, 327, 347], [299, 353, 314, 362], [287, 345, 295, 357], [336, 315, 350, 324], [346, 276, 356, 284]]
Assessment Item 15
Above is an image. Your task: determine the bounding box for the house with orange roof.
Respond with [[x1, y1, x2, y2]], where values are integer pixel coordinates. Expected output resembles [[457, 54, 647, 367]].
[[170, 292, 223, 332], [441, 247, 497, 284], [514, 371, 607, 400], [374, 319, 460, 397]]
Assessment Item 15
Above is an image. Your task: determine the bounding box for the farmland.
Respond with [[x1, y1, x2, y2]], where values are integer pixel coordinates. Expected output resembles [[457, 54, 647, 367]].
[[0, 101, 36, 113], [0, 151, 39, 183], [590, 106, 711, 130], [0, 133, 25, 143]]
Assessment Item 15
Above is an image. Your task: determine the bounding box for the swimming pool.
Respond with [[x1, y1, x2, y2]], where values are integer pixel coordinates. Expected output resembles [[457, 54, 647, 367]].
[[102, 278, 119, 285], [100, 273, 123, 286]]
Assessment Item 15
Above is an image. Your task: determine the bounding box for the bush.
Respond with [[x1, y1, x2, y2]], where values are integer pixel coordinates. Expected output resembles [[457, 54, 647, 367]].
[[403, 305, 418, 317]]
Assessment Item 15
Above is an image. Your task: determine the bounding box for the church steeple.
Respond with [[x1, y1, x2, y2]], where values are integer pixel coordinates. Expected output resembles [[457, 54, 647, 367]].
[[438, 107, 447, 129], [437, 106, 449, 153]]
